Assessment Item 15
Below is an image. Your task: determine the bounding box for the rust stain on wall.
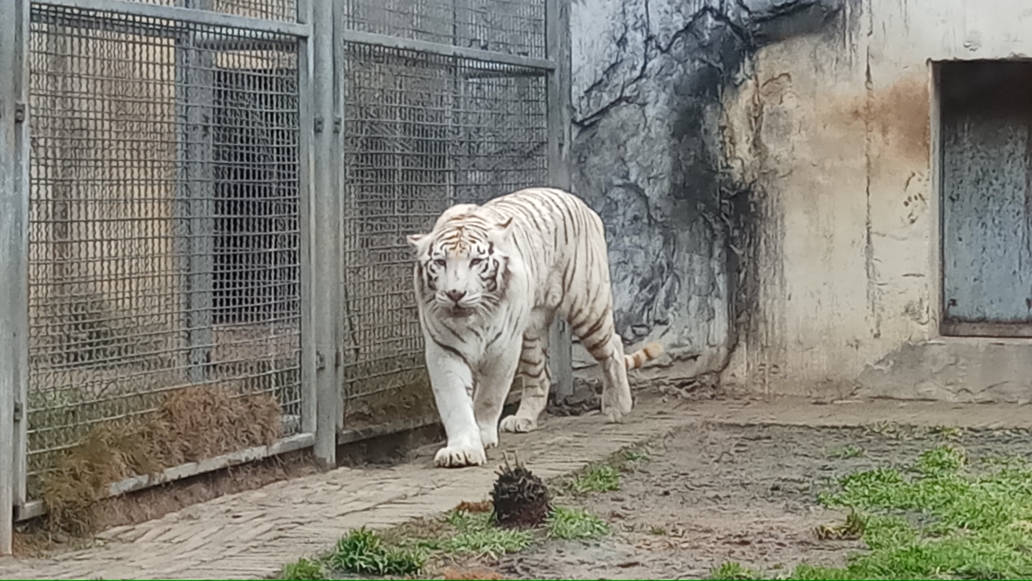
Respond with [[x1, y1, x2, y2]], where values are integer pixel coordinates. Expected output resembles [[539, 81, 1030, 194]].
[[838, 74, 931, 161]]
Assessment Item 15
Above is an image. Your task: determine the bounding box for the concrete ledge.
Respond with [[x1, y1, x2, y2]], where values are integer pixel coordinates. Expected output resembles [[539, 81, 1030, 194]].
[[853, 338, 1032, 404]]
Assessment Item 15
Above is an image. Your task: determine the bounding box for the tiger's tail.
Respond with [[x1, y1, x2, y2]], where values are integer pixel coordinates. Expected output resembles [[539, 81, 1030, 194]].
[[624, 341, 663, 370]]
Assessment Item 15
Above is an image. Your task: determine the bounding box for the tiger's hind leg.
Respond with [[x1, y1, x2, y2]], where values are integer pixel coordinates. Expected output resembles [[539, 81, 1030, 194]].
[[499, 315, 551, 433], [595, 334, 633, 422], [572, 305, 633, 423]]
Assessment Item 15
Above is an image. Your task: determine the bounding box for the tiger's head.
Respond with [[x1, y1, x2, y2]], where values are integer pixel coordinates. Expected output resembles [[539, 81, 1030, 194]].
[[407, 211, 514, 319]]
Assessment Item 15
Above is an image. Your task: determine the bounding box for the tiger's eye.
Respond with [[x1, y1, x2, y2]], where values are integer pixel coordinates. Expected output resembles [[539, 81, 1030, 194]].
[[433, 258, 446, 267], [470, 258, 483, 267]]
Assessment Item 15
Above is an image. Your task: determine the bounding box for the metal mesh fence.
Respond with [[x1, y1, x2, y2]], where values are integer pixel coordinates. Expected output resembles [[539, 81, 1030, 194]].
[[342, 0, 546, 60], [340, 42, 547, 430], [26, 3, 302, 498], [102, 0, 298, 24]]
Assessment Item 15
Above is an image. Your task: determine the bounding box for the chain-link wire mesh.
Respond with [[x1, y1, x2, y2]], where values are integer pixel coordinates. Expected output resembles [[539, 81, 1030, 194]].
[[26, 3, 302, 498], [340, 42, 547, 430], [343, 0, 545, 59]]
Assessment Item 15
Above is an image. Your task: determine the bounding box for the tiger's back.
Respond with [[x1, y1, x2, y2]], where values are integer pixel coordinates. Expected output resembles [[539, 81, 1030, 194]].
[[478, 188, 659, 370]]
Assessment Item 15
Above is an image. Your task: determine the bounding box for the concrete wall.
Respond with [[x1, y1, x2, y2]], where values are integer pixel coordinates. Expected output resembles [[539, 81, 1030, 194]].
[[719, 0, 1032, 402]]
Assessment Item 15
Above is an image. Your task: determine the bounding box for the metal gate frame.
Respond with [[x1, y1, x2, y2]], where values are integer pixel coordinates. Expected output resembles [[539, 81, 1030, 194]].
[[0, 0, 571, 554], [311, 0, 573, 458], [0, 0, 31, 556], [0, 0, 318, 554]]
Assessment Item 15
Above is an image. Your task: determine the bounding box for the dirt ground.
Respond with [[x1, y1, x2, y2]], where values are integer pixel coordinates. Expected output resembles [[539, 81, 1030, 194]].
[[461, 421, 1032, 580]]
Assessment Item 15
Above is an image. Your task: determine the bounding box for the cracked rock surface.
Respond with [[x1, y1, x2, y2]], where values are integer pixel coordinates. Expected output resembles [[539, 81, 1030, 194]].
[[570, 0, 843, 369]]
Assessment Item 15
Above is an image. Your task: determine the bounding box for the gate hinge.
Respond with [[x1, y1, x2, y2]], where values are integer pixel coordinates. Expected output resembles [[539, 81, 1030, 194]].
[[333, 116, 342, 134], [335, 349, 341, 368], [316, 351, 326, 370], [13, 401, 22, 422], [14, 103, 26, 123], [314, 117, 324, 133]]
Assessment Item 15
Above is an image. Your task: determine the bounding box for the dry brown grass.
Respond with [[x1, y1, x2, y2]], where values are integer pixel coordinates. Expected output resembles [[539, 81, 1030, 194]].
[[454, 500, 493, 513], [147, 385, 282, 466], [41, 384, 282, 536]]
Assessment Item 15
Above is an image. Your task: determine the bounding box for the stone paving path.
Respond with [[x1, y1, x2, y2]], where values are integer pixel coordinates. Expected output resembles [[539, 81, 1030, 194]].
[[5, 393, 1032, 580], [0, 395, 691, 580]]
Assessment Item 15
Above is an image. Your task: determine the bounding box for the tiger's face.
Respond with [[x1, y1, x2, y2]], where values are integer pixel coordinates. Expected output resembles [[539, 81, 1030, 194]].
[[408, 217, 512, 318]]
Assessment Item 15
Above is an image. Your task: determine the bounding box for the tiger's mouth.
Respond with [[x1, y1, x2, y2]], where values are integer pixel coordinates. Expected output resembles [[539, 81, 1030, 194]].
[[445, 306, 474, 318]]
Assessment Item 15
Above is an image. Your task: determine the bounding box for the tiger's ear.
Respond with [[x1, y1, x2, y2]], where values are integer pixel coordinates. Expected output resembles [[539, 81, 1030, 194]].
[[488, 217, 514, 246], [495, 217, 514, 236]]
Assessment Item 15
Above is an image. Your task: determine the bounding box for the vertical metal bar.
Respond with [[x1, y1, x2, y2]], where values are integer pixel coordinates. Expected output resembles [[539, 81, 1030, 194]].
[[337, 24, 356, 429], [545, 0, 573, 401], [176, 0, 215, 386], [11, 0, 30, 515], [310, 0, 341, 468], [297, 0, 316, 434], [0, 0, 29, 558], [446, 0, 462, 207], [333, 0, 348, 434]]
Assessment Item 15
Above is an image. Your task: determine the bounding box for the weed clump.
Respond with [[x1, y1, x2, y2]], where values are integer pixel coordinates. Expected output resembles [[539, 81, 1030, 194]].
[[329, 528, 425, 576]]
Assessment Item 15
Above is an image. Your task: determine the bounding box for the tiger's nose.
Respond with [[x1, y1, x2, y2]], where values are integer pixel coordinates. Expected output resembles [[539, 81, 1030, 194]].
[[446, 290, 466, 303]]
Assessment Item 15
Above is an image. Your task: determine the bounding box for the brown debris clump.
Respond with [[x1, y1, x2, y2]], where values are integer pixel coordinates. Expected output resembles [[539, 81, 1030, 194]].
[[42, 385, 282, 536], [453, 500, 493, 514], [490, 453, 550, 530]]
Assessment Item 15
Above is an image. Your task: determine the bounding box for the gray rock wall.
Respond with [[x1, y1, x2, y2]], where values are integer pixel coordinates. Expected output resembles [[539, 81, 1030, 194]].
[[568, 0, 845, 375]]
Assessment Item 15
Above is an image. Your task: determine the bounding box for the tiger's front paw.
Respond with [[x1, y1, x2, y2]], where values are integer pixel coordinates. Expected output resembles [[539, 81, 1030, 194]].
[[499, 415, 537, 433], [480, 426, 499, 449], [434, 441, 487, 468]]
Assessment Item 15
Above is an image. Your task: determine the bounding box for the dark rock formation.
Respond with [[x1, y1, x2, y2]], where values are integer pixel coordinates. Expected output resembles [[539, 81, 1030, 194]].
[[570, 0, 845, 372]]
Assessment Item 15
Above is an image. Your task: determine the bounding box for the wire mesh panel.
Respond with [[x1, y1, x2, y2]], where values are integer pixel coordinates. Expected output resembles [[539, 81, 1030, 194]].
[[342, 0, 545, 60], [96, 0, 299, 24], [26, 3, 302, 499], [340, 42, 547, 430]]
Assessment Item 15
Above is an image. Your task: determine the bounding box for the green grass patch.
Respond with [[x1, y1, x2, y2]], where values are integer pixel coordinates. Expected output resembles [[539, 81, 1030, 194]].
[[709, 442, 1032, 580], [557, 444, 651, 495], [618, 446, 651, 465], [809, 443, 1032, 579], [327, 528, 425, 576], [568, 463, 621, 493], [280, 557, 325, 580], [279, 508, 544, 579], [546, 507, 610, 540], [710, 561, 761, 580], [422, 510, 534, 558]]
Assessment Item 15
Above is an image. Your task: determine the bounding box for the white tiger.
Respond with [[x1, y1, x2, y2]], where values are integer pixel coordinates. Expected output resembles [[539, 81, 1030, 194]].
[[407, 187, 663, 468]]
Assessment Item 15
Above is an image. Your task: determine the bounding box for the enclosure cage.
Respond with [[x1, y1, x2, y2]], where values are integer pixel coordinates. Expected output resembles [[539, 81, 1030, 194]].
[[0, 0, 571, 553]]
